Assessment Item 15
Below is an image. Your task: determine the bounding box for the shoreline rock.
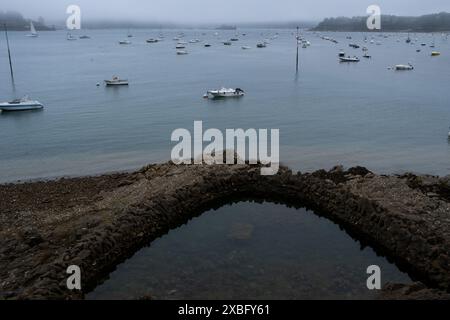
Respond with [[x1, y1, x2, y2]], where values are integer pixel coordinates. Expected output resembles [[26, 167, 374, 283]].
[[0, 162, 449, 299]]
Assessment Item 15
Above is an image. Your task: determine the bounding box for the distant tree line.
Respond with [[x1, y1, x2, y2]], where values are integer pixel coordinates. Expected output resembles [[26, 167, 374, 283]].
[[313, 12, 450, 32], [0, 11, 54, 31]]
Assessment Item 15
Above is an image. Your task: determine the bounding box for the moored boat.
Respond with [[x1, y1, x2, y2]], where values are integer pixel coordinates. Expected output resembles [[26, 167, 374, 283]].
[[26, 21, 38, 38], [0, 97, 44, 111], [207, 88, 245, 98], [395, 63, 414, 70], [104, 76, 129, 86], [67, 33, 77, 41], [339, 56, 360, 62]]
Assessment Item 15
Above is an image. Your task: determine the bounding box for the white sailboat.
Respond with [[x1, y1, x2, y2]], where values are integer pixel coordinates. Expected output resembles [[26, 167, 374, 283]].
[[0, 97, 44, 111], [1, 25, 44, 112], [27, 21, 38, 37]]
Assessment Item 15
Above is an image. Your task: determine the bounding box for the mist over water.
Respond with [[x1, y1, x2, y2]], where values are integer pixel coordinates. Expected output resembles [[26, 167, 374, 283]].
[[0, 29, 450, 182]]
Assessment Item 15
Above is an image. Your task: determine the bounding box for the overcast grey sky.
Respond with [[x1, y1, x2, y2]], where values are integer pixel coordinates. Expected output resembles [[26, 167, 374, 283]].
[[2, 0, 450, 23]]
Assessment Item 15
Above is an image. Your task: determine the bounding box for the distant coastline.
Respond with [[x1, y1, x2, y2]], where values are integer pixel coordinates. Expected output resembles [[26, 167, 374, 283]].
[[312, 12, 450, 32], [2, 10, 450, 32], [0, 11, 55, 31]]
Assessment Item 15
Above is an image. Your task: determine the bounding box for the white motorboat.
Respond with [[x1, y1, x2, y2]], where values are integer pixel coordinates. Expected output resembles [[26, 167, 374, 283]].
[[256, 42, 266, 48], [176, 50, 188, 55], [146, 38, 159, 43], [207, 88, 245, 98], [104, 76, 129, 86], [0, 97, 43, 111], [395, 63, 414, 70], [26, 21, 38, 37], [241, 46, 251, 50], [176, 44, 186, 49], [339, 56, 360, 62], [67, 33, 77, 41], [119, 40, 131, 45]]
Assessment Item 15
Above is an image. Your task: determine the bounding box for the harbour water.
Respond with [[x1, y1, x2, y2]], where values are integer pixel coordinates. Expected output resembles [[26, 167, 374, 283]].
[[1, 29, 450, 182], [87, 202, 412, 300]]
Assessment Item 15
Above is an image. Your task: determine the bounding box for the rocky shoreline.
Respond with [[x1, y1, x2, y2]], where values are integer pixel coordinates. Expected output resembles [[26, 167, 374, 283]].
[[0, 162, 449, 300]]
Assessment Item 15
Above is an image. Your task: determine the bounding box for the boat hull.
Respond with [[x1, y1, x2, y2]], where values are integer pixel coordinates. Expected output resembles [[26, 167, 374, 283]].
[[207, 91, 244, 98], [0, 103, 43, 112]]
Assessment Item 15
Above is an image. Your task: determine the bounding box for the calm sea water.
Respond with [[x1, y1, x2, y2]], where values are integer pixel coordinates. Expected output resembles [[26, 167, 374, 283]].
[[1, 29, 450, 182], [87, 202, 412, 300]]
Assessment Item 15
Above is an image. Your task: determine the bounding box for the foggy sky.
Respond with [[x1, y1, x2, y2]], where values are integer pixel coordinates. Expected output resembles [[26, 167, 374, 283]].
[[2, 0, 450, 23]]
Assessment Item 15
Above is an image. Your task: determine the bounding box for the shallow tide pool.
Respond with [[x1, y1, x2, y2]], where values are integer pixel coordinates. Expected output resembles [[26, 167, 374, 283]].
[[87, 201, 412, 300]]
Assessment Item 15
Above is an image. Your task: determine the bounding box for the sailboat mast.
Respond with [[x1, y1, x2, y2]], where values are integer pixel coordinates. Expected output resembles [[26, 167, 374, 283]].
[[296, 26, 299, 73], [4, 24, 15, 85]]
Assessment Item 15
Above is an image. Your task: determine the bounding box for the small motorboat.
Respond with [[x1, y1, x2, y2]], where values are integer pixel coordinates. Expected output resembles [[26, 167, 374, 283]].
[[175, 44, 186, 49], [349, 43, 360, 49], [395, 63, 414, 70], [256, 42, 266, 48], [204, 43, 211, 47], [431, 51, 441, 56], [241, 46, 251, 50], [146, 38, 159, 43], [0, 96, 44, 111], [67, 33, 77, 41], [104, 76, 129, 86], [363, 53, 371, 58], [79, 35, 91, 39], [339, 56, 360, 62], [223, 41, 232, 45], [119, 40, 131, 45], [176, 50, 188, 55], [338, 50, 345, 57], [230, 38, 239, 41], [207, 88, 245, 98]]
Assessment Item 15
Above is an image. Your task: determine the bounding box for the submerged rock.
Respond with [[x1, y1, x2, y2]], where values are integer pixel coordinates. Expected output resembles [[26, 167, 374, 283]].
[[227, 223, 254, 240]]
